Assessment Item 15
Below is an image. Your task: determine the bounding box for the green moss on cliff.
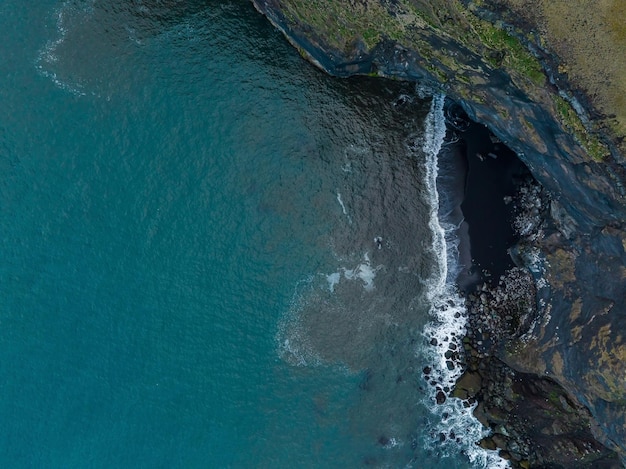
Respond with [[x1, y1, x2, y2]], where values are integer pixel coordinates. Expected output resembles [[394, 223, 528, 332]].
[[449, 0, 544, 85], [475, 0, 626, 155], [278, 0, 545, 88], [552, 94, 610, 162], [273, 0, 622, 164], [279, 0, 409, 50]]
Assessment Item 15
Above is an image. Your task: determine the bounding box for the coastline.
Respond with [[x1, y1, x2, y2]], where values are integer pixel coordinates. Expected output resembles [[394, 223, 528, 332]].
[[446, 112, 622, 467], [421, 97, 514, 467], [249, 1, 626, 466], [440, 102, 528, 290]]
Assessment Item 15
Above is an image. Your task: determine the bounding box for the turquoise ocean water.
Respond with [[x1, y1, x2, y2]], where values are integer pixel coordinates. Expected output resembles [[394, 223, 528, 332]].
[[0, 1, 506, 467]]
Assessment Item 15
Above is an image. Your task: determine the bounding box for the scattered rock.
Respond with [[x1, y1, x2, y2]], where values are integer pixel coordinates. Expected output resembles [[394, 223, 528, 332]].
[[479, 437, 497, 450], [452, 371, 482, 399]]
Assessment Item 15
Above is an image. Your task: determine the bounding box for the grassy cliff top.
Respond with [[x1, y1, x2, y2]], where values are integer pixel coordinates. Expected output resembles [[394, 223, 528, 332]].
[[267, 0, 625, 158], [482, 0, 626, 150]]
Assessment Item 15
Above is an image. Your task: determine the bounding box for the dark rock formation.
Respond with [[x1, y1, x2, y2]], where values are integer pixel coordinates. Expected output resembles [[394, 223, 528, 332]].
[[459, 356, 623, 468], [452, 123, 622, 468], [250, 0, 626, 229]]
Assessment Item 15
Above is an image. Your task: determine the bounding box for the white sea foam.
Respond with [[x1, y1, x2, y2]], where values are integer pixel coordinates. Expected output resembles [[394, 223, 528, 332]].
[[35, 0, 96, 96], [336, 192, 347, 215], [276, 276, 323, 367], [277, 92, 509, 467], [336, 191, 352, 224], [418, 95, 510, 468], [324, 252, 382, 293], [342, 142, 370, 173], [343, 252, 380, 291], [277, 251, 384, 369], [326, 272, 341, 293]]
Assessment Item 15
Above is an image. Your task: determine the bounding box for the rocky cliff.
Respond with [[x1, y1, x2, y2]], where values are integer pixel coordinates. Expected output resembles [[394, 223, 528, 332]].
[[250, 0, 626, 466]]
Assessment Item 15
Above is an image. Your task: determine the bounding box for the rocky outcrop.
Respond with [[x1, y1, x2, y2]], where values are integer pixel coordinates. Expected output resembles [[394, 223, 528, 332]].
[[250, 0, 626, 465], [454, 356, 622, 468], [451, 125, 623, 468], [503, 213, 626, 462]]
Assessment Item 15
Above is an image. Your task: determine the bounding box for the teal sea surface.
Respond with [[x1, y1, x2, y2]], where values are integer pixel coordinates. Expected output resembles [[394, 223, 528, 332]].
[[0, 1, 501, 467]]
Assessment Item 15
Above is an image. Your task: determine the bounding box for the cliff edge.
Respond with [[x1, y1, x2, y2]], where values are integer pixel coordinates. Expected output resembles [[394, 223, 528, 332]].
[[250, 0, 626, 466]]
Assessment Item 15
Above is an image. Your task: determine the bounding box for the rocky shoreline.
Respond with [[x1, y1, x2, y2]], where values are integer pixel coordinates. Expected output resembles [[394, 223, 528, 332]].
[[428, 111, 622, 467], [249, 0, 626, 466], [454, 356, 622, 468], [450, 139, 622, 466]]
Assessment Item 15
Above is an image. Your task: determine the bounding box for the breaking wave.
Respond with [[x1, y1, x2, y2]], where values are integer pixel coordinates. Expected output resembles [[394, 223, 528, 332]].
[[277, 91, 510, 467], [419, 95, 509, 468]]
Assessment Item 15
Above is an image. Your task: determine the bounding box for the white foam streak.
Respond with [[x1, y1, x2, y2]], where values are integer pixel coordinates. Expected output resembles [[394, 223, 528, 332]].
[[336, 191, 352, 224], [35, 1, 92, 96], [420, 95, 509, 468], [423, 94, 448, 298], [336, 192, 348, 215]]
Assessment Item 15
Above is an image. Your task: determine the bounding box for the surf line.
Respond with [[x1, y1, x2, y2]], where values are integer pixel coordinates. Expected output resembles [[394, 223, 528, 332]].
[[419, 94, 509, 468]]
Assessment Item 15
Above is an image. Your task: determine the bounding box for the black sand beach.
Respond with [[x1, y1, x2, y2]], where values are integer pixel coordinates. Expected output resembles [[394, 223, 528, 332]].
[[441, 102, 530, 290]]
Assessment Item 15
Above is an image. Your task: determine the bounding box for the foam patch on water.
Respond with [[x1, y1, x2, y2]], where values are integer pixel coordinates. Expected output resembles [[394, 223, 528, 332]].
[[323, 252, 382, 293], [278, 251, 385, 369], [35, 0, 95, 96], [276, 276, 323, 367], [343, 252, 380, 292], [418, 95, 510, 468], [326, 272, 341, 293]]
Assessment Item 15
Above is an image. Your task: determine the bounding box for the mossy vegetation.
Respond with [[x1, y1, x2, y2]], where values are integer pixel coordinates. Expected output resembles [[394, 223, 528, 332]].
[[424, 62, 449, 83], [585, 323, 626, 401], [278, 0, 545, 86], [477, 0, 626, 154], [608, 0, 626, 43], [275, 0, 623, 162], [279, 0, 407, 50], [546, 247, 577, 289], [476, 25, 544, 84], [449, 0, 545, 85], [552, 94, 610, 162]]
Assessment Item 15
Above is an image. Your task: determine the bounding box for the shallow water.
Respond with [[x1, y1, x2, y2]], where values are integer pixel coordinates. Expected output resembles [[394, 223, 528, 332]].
[[1, 1, 503, 467]]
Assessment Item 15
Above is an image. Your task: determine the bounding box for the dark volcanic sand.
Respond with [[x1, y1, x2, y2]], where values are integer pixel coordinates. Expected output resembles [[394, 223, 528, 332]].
[[441, 103, 530, 290]]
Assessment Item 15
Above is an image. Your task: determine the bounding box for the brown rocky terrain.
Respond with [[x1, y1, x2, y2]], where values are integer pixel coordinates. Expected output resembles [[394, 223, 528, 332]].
[[479, 0, 626, 152]]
